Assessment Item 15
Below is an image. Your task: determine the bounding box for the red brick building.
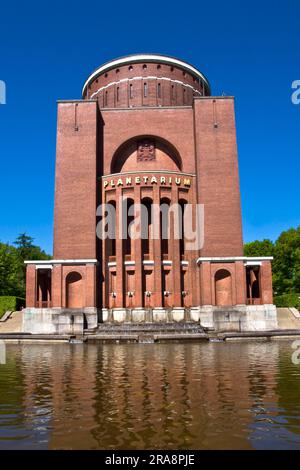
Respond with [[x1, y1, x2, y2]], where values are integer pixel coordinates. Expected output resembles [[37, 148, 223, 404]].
[[24, 54, 277, 334]]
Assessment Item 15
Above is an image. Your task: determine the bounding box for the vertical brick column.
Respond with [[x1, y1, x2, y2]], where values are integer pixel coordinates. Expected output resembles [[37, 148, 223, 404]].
[[188, 182, 200, 306], [152, 185, 162, 307], [26, 265, 36, 308], [201, 261, 212, 305], [115, 187, 124, 307], [261, 261, 273, 304], [86, 263, 96, 307], [235, 261, 246, 305], [52, 264, 62, 307], [134, 186, 143, 307], [171, 185, 181, 307], [103, 190, 112, 309]]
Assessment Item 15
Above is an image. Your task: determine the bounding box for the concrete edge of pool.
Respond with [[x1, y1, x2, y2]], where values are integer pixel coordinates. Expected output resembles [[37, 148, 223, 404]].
[[1, 329, 300, 344]]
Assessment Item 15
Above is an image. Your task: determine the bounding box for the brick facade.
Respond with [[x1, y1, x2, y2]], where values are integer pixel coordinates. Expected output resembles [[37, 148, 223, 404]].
[[24, 54, 275, 332]]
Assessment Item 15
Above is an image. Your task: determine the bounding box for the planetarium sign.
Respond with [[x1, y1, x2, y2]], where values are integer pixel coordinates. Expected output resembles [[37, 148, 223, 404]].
[[103, 174, 192, 189]]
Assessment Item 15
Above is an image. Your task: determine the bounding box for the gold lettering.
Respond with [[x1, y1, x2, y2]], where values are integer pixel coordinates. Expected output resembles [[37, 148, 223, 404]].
[[105, 174, 190, 188]]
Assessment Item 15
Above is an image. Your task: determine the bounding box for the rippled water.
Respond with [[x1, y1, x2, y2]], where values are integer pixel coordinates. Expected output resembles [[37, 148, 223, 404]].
[[1, 341, 300, 449]]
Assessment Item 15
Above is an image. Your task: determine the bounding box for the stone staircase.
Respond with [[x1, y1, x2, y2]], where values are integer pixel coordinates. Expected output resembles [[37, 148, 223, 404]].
[[85, 322, 207, 343]]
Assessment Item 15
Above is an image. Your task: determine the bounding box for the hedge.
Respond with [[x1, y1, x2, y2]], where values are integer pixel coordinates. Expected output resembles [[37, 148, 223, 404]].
[[0, 296, 25, 319], [274, 293, 300, 310]]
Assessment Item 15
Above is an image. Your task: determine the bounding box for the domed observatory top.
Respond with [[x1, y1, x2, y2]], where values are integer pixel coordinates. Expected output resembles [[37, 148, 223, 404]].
[[82, 54, 210, 108]]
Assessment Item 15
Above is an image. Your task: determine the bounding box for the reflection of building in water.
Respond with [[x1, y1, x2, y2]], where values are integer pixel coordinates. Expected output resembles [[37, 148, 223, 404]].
[[23, 54, 277, 334], [15, 342, 282, 449]]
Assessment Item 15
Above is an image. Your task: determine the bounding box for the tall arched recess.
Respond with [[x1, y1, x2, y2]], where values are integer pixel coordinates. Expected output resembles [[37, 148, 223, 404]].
[[66, 272, 83, 308], [110, 135, 183, 174], [215, 269, 232, 306]]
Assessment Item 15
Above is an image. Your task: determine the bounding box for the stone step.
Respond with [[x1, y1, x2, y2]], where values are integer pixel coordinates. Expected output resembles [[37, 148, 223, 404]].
[[86, 332, 208, 343], [94, 322, 204, 335]]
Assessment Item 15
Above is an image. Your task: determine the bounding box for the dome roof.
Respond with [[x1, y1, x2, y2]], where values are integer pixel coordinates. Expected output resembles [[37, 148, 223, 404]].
[[82, 53, 210, 97]]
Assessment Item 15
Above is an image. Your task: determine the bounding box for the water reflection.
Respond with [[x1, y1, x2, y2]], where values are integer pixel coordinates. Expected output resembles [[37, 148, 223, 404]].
[[0, 341, 300, 449]]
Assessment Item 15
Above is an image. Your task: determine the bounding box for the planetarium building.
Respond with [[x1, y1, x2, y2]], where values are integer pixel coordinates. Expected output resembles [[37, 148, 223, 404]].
[[24, 54, 277, 334]]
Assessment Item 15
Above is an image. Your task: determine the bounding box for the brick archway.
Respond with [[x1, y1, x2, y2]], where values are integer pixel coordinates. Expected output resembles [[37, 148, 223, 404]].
[[66, 272, 83, 308], [215, 269, 232, 306], [110, 135, 183, 174]]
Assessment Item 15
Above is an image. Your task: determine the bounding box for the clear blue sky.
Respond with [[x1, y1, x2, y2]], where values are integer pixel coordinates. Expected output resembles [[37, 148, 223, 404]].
[[0, 0, 299, 254]]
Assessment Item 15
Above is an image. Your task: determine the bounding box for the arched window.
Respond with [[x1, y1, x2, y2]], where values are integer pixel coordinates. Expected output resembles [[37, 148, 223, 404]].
[[179, 199, 187, 258], [122, 198, 134, 258], [141, 197, 152, 257], [160, 197, 170, 258], [106, 200, 116, 259], [171, 84, 175, 100], [157, 83, 161, 98]]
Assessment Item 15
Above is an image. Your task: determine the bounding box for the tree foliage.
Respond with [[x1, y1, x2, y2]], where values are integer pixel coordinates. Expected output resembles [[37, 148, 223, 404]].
[[272, 227, 300, 294], [0, 233, 51, 298], [244, 239, 274, 257]]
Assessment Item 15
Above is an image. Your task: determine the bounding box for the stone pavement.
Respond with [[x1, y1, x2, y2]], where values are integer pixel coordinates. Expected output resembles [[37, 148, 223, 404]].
[[277, 308, 300, 329]]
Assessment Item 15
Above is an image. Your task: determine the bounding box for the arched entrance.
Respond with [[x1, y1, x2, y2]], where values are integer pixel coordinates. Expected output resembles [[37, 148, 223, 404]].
[[215, 269, 232, 306], [66, 272, 83, 308]]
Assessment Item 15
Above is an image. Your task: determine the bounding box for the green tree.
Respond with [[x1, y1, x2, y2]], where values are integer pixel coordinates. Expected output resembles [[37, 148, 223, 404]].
[[244, 239, 274, 257], [0, 233, 51, 298], [12, 233, 51, 297], [0, 242, 20, 295], [273, 227, 300, 295]]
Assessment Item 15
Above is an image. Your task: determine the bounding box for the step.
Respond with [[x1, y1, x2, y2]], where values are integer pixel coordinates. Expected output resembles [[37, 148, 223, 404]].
[[96, 322, 203, 332]]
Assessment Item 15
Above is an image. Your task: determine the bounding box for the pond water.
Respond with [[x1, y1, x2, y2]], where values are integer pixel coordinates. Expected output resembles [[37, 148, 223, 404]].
[[0, 340, 300, 450]]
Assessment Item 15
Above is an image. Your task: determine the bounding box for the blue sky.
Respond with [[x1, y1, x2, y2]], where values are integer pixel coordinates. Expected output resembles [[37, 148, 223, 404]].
[[0, 0, 299, 254]]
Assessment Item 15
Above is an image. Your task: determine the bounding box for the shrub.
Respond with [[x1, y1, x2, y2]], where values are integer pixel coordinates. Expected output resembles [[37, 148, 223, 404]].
[[0, 296, 25, 318], [274, 293, 300, 310]]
